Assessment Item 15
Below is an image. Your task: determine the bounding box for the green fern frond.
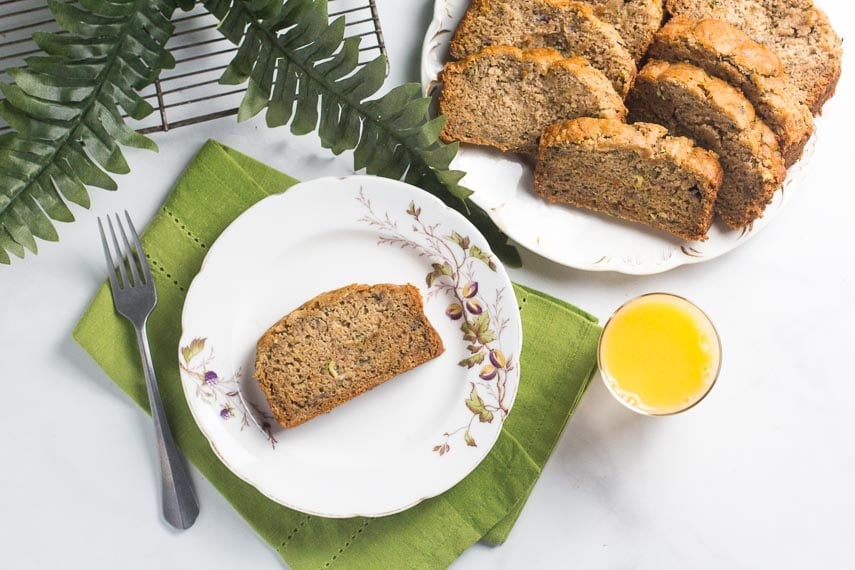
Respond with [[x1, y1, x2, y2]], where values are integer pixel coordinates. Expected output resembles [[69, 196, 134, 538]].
[[204, 0, 521, 266], [0, 0, 178, 265]]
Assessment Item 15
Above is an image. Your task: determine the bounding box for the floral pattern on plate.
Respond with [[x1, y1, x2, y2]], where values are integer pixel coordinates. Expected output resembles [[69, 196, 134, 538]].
[[358, 190, 515, 455], [179, 337, 278, 447]]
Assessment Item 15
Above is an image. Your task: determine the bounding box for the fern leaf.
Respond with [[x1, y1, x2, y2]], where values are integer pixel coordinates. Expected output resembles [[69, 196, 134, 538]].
[[206, 0, 521, 266], [0, 0, 178, 264]]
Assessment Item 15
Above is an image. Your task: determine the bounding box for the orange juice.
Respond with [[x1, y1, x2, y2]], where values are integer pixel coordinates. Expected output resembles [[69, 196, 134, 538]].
[[598, 293, 721, 415]]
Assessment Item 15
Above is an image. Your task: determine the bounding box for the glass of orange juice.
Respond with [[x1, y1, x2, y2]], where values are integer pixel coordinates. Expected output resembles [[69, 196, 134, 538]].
[[598, 293, 721, 416]]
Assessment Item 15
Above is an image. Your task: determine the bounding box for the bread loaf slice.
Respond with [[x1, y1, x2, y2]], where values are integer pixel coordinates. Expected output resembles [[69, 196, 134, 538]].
[[439, 46, 627, 154], [582, 0, 665, 61], [664, 0, 842, 114], [627, 60, 786, 229], [255, 284, 444, 428], [535, 118, 723, 241], [449, 0, 637, 97], [648, 17, 813, 166]]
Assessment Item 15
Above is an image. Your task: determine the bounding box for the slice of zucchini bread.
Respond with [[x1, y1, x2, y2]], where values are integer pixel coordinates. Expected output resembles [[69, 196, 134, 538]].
[[439, 46, 627, 154], [648, 16, 814, 166], [449, 0, 637, 97], [582, 0, 665, 62], [255, 284, 444, 428], [627, 60, 786, 229], [535, 117, 723, 241], [664, 0, 842, 114]]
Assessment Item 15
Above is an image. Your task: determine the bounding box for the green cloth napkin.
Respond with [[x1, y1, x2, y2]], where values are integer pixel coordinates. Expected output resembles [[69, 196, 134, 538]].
[[73, 140, 601, 569]]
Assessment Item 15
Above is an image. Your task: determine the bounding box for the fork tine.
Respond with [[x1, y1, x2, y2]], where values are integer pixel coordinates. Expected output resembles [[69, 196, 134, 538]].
[[125, 211, 153, 286], [115, 213, 141, 287], [106, 215, 129, 289], [98, 218, 121, 293]]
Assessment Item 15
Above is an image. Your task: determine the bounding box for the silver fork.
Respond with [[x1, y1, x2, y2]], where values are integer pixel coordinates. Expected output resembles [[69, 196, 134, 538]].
[[98, 211, 199, 530]]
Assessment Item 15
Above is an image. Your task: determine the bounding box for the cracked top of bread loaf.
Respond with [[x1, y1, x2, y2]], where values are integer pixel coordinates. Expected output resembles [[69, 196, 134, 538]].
[[665, 0, 842, 113], [649, 16, 814, 166]]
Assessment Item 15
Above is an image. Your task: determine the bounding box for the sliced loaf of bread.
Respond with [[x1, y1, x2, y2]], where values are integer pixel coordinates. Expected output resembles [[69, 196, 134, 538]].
[[664, 0, 842, 114], [439, 46, 627, 154], [535, 118, 723, 241], [449, 0, 637, 97], [255, 284, 444, 428], [582, 0, 665, 61], [627, 60, 786, 229], [648, 16, 814, 166]]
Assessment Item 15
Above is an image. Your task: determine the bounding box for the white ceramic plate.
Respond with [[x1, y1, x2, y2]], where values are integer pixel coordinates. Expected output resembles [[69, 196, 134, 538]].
[[178, 176, 522, 518], [420, 0, 818, 275]]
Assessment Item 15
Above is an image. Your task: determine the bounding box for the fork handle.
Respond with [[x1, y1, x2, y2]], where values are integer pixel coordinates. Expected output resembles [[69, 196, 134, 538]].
[[135, 322, 200, 530]]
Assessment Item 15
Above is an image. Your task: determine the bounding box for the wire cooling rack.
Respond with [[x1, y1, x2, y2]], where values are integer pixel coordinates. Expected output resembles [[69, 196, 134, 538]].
[[0, 0, 387, 135]]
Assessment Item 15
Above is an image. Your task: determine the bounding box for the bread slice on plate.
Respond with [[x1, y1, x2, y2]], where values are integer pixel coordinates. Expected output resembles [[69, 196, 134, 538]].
[[648, 16, 814, 166], [627, 60, 787, 229], [439, 46, 627, 154], [255, 283, 445, 428], [449, 0, 637, 97], [582, 0, 665, 62], [535, 117, 723, 241], [664, 0, 842, 114]]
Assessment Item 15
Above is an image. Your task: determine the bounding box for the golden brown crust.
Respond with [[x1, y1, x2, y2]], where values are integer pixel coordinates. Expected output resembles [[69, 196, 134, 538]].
[[444, 45, 570, 72], [535, 118, 723, 242], [541, 118, 724, 186], [649, 16, 814, 166], [640, 60, 759, 128], [655, 17, 783, 76], [664, 0, 842, 114], [255, 284, 445, 428], [628, 60, 787, 229]]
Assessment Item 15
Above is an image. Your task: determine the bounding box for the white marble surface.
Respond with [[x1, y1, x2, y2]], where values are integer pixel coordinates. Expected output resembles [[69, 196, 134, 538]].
[[1, 1, 853, 568]]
